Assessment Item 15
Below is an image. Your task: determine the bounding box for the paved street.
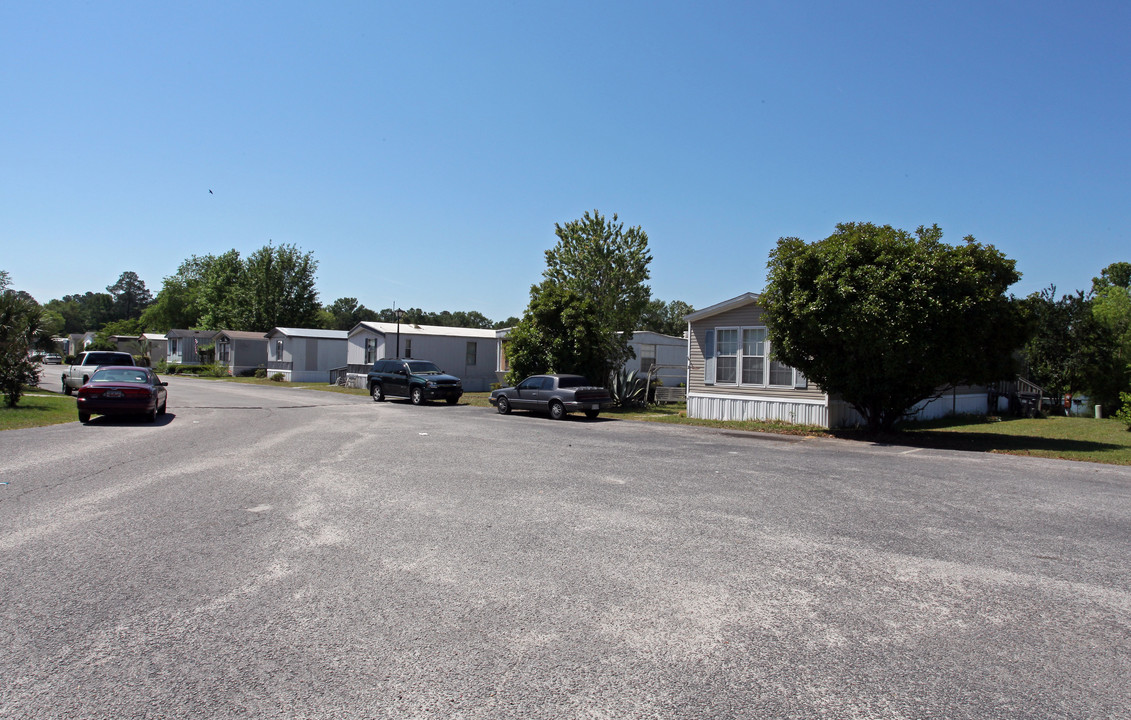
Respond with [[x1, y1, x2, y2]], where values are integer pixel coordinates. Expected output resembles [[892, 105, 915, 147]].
[[1, 375, 1129, 719]]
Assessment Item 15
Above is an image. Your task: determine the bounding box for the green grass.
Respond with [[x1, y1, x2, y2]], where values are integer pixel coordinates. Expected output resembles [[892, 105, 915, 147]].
[[0, 392, 76, 430], [882, 415, 1131, 465]]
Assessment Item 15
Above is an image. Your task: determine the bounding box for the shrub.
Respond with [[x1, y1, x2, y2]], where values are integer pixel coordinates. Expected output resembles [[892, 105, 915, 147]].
[[609, 368, 647, 408], [154, 359, 168, 373], [254, 367, 267, 379], [1115, 392, 1131, 431], [270, 372, 286, 382]]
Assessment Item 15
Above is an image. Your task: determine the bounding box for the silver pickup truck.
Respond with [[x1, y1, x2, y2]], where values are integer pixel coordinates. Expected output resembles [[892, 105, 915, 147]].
[[62, 350, 136, 395]]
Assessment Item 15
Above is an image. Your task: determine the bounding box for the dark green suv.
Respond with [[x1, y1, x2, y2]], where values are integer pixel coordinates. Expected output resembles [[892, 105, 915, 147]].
[[366, 358, 463, 405]]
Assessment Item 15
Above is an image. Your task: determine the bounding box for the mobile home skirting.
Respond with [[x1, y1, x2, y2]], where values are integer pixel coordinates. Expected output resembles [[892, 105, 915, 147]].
[[828, 391, 989, 428], [688, 392, 829, 427]]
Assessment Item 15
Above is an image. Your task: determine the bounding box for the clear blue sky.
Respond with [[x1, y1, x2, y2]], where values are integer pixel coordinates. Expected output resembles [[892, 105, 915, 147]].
[[3, 1, 1128, 323]]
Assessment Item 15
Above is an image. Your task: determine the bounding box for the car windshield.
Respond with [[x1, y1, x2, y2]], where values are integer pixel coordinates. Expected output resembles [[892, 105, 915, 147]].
[[557, 376, 592, 388], [91, 369, 150, 384], [406, 361, 442, 374]]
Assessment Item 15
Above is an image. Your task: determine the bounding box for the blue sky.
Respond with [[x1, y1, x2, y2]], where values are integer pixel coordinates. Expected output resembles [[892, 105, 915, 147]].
[[3, 1, 1128, 323]]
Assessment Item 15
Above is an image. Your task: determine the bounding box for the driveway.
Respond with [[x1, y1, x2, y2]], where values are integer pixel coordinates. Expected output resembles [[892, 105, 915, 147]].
[[1, 376, 1129, 718]]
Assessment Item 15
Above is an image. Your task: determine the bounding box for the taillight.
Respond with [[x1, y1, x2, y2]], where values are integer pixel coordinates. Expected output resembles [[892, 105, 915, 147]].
[[123, 388, 151, 398]]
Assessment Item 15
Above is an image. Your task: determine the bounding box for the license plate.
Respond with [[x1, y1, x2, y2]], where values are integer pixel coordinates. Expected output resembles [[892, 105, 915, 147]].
[[590, 404, 598, 410], [105, 390, 123, 398]]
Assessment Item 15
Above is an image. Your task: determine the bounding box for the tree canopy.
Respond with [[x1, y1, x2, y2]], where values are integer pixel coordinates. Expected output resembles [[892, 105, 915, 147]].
[[504, 281, 612, 386], [762, 222, 1023, 433], [505, 210, 653, 383], [640, 299, 694, 337]]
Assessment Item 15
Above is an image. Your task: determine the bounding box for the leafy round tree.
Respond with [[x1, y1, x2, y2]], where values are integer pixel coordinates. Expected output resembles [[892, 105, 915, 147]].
[[542, 210, 653, 377], [504, 281, 614, 387], [762, 222, 1022, 433]]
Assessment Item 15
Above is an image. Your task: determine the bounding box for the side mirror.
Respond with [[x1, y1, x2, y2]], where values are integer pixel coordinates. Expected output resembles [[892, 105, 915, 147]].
[[160, 381, 168, 386]]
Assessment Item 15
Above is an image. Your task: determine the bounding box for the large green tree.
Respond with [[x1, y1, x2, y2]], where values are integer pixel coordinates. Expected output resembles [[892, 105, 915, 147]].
[[640, 299, 694, 337], [1021, 287, 1107, 411], [1089, 262, 1131, 413], [236, 243, 320, 331], [106, 271, 153, 321], [762, 222, 1023, 433], [504, 281, 612, 386], [532, 210, 653, 379]]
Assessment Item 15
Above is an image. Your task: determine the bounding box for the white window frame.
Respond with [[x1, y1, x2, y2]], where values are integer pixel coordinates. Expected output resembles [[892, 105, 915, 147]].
[[714, 328, 739, 385], [706, 325, 805, 388]]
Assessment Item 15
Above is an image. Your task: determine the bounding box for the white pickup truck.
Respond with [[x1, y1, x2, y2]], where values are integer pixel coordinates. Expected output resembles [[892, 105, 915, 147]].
[[62, 351, 136, 395]]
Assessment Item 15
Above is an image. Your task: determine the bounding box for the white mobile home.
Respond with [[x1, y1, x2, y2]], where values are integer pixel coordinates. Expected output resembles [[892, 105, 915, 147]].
[[621, 331, 687, 388], [346, 322, 498, 391], [266, 327, 348, 382]]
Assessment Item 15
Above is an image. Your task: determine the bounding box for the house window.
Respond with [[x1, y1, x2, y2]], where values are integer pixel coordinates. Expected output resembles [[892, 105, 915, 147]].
[[217, 340, 231, 363], [169, 338, 179, 355], [715, 329, 738, 384], [364, 338, 377, 364], [404, 338, 412, 358], [768, 357, 794, 386], [639, 344, 656, 373], [466, 341, 477, 366], [707, 325, 802, 388], [741, 329, 765, 384], [275, 340, 284, 361]]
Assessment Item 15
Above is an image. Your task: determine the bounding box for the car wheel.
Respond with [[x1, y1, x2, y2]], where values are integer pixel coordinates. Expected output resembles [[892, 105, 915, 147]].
[[496, 396, 511, 415], [549, 400, 566, 420], [145, 407, 157, 423], [158, 399, 167, 416], [410, 387, 425, 405], [370, 384, 384, 402], [63, 380, 72, 396], [445, 397, 458, 405], [584, 409, 600, 419], [78, 411, 90, 423]]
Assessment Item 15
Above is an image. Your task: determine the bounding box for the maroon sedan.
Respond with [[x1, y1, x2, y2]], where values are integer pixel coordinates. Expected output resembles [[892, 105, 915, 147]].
[[77, 366, 168, 424]]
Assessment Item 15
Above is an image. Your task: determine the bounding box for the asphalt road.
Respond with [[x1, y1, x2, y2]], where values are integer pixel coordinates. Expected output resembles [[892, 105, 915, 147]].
[[1, 375, 1129, 719]]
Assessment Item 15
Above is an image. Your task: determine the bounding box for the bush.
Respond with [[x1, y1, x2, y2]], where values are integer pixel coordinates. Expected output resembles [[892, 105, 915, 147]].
[[1115, 392, 1131, 431], [154, 359, 168, 373], [254, 367, 267, 379], [609, 368, 647, 408], [270, 372, 286, 382]]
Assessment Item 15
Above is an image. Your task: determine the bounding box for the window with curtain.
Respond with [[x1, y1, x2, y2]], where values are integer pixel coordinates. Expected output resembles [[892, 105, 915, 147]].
[[715, 329, 738, 384], [741, 328, 766, 384]]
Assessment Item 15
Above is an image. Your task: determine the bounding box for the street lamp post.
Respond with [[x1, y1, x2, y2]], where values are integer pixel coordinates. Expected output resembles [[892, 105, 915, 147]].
[[394, 308, 405, 357]]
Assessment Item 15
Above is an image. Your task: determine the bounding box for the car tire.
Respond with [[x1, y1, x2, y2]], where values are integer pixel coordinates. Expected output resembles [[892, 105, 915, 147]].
[[63, 380, 72, 396], [370, 384, 384, 402], [584, 409, 600, 419], [78, 411, 90, 423], [549, 400, 566, 420], [145, 407, 157, 423], [410, 387, 425, 405], [158, 399, 167, 416], [445, 397, 458, 405], [496, 396, 511, 415]]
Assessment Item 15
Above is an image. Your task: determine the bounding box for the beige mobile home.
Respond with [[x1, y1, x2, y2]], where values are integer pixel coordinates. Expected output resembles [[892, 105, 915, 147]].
[[687, 293, 990, 428]]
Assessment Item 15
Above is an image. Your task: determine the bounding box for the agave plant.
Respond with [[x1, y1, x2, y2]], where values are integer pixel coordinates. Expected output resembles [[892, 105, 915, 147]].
[[609, 368, 647, 408]]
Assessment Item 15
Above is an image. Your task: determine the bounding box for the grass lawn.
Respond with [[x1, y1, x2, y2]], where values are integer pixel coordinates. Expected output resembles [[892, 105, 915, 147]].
[[0, 392, 76, 430], [885, 415, 1131, 465]]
